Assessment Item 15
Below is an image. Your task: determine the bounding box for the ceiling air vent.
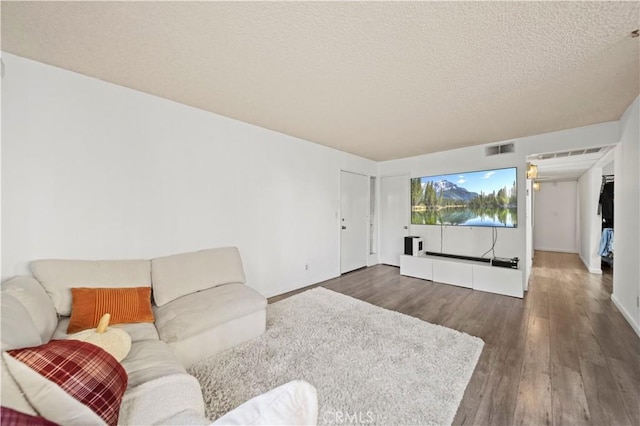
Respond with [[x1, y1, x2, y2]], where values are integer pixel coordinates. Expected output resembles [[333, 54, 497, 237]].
[[485, 142, 515, 156], [534, 146, 603, 160]]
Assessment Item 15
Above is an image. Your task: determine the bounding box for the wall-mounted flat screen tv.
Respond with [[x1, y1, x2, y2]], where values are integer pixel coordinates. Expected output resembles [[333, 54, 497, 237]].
[[411, 167, 517, 227]]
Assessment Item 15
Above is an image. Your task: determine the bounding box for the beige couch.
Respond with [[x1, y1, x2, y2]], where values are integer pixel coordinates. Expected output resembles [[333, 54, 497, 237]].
[[1, 247, 279, 424], [28, 247, 268, 369]]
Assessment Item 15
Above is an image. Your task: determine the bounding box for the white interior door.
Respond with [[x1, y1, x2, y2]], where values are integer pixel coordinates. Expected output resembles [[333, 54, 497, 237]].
[[380, 175, 410, 266], [340, 171, 369, 274]]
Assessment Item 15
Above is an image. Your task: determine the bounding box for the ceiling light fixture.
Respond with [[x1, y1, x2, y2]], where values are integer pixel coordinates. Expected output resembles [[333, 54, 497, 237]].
[[526, 163, 538, 179]]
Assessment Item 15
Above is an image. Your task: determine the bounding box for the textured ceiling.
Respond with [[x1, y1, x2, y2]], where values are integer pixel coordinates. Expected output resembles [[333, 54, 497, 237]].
[[2, 1, 639, 161]]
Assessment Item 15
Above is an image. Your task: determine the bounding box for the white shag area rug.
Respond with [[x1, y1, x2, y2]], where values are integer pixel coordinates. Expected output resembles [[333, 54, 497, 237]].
[[189, 287, 484, 425]]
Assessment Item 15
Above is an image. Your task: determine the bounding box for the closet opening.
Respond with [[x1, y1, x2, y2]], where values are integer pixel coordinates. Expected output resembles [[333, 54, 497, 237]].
[[599, 174, 614, 276]]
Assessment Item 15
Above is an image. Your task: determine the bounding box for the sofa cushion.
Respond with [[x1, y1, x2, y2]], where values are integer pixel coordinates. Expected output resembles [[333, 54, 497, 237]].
[[154, 283, 266, 345], [0, 407, 57, 426], [1, 293, 42, 351], [151, 247, 246, 306], [31, 259, 151, 316], [67, 287, 155, 333], [119, 375, 206, 426], [2, 276, 58, 343], [3, 340, 128, 426], [121, 340, 187, 388], [167, 310, 266, 369], [54, 318, 160, 342]]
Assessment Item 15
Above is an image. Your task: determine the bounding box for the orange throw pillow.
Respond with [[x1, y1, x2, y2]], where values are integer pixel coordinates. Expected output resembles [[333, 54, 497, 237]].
[[67, 287, 155, 334]]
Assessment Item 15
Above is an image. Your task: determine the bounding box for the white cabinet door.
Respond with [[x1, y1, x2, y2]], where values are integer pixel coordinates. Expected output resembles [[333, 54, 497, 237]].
[[473, 265, 523, 298], [433, 259, 473, 289], [400, 255, 433, 280], [380, 175, 410, 266]]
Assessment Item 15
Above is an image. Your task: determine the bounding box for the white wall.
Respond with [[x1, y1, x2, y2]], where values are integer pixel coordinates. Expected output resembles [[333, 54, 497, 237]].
[[379, 121, 620, 291], [3, 52, 633, 315], [0, 55, 3, 280], [1, 53, 378, 298], [577, 167, 603, 273], [612, 97, 640, 335], [533, 181, 578, 253], [524, 179, 533, 290], [602, 160, 614, 176]]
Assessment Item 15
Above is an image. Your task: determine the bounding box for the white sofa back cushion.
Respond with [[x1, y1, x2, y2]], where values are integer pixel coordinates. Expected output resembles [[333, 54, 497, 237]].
[[1, 293, 42, 351], [151, 247, 246, 307], [2, 276, 58, 343], [31, 259, 151, 316]]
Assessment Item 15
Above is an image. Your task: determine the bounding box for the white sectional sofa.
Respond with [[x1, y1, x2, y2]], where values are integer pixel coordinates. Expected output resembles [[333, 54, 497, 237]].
[[1, 247, 318, 425]]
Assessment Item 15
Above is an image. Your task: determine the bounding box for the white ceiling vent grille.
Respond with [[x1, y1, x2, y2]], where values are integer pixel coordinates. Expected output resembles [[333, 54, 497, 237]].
[[535, 146, 603, 160], [485, 142, 515, 156], [585, 147, 603, 154]]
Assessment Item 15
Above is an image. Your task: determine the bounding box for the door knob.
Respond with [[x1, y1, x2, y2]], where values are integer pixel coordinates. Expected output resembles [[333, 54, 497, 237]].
[[342, 226, 347, 230]]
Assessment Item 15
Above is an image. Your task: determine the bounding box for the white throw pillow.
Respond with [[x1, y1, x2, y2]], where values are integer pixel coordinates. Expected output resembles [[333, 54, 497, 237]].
[[212, 380, 318, 426]]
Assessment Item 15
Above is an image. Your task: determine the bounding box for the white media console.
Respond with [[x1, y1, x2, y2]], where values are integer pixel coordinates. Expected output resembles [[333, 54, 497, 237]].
[[400, 254, 523, 298]]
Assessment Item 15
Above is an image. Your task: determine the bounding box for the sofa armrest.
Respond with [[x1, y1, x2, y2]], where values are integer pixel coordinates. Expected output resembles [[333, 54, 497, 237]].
[[2, 275, 58, 343], [212, 380, 318, 426]]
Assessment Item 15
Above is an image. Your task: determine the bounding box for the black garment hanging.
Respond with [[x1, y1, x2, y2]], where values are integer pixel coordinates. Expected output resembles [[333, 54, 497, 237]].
[[599, 180, 614, 227]]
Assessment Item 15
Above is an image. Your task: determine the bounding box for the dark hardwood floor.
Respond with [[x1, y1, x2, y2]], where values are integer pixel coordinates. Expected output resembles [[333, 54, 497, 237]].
[[269, 251, 640, 425]]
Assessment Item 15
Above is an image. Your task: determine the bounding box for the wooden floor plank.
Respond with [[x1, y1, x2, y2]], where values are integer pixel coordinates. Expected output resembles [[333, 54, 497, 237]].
[[607, 356, 640, 425], [523, 316, 550, 368], [514, 361, 552, 426], [549, 314, 581, 372], [579, 359, 633, 425], [551, 363, 591, 425], [472, 301, 527, 426], [452, 344, 499, 426]]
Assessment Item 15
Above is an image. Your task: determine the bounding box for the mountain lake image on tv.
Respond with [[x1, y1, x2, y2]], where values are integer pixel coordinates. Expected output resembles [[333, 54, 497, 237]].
[[411, 167, 517, 227]]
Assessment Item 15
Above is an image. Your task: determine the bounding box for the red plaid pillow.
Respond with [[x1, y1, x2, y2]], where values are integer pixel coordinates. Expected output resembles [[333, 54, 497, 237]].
[[0, 406, 58, 426], [3, 340, 128, 426]]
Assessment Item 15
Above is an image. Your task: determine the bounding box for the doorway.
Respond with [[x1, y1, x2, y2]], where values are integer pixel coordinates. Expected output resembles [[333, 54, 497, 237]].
[[340, 171, 369, 274], [379, 175, 410, 266], [526, 145, 615, 279]]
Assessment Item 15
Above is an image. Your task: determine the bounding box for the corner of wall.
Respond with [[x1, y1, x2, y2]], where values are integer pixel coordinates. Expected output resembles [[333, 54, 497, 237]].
[[611, 294, 640, 337], [612, 96, 640, 335]]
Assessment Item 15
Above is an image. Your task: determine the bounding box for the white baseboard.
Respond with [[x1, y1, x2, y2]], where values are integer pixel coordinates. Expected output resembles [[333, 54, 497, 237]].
[[579, 253, 587, 267], [535, 247, 577, 254], [579, 253, 602, 275], [611, 294, 640, 337]]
